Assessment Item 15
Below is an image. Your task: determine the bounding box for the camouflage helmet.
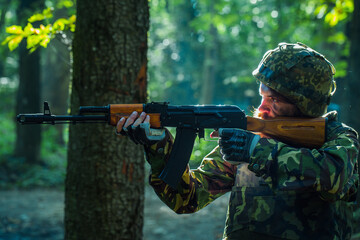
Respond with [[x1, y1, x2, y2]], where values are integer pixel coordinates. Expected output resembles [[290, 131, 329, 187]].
[[252, 42, 336, 117]]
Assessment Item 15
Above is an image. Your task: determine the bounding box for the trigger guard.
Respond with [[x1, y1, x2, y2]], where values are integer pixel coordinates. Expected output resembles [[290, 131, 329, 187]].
[[139, 122, 165, 141]]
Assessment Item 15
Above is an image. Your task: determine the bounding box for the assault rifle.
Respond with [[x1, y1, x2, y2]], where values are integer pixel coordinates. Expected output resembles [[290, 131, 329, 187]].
[[17, 101, 326, 189]]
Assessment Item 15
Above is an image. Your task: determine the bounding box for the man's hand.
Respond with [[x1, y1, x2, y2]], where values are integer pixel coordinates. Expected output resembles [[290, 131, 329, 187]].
[[116, 111, 165, 145], [219, 129, 260, 164]]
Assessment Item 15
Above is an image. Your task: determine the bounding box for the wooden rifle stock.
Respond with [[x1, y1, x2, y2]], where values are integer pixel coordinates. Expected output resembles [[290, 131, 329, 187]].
[[246, 116, 326, 148], [109, 104, 162, 128]]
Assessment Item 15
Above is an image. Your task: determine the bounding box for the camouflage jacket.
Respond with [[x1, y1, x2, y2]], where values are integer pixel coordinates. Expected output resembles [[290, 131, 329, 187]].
[[145, 112, 359, 240]]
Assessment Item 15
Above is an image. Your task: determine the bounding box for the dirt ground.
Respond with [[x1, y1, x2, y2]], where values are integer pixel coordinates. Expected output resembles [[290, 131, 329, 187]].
[[0, 187, 229, 240]]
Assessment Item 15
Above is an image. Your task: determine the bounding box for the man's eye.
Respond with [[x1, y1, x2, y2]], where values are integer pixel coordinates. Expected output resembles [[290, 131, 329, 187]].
[[271, 97, 278, 103]]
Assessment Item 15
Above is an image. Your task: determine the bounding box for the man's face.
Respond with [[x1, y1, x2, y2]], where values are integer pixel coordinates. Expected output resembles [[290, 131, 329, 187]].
[[256, 83, 302, 119]]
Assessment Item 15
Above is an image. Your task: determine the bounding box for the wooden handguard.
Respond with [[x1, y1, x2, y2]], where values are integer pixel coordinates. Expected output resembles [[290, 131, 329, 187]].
[[109, 104, 162, 128], [246, 116, 326, 148]]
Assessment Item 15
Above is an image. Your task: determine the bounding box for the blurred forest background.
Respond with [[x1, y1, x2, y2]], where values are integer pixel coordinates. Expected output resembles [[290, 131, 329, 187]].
[[0, 0, 359, 238]]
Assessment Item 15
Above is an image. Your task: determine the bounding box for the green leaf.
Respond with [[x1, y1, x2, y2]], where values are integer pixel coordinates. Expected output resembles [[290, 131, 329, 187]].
[[57, 0, 74, 8], [5, 25, 23, 34], [325, 10, 338, 26], [334, 60, 347, 78], [28, 46, 38, 53], [28, 7, 54, 22], [27, 35, 41, 50], [53, 18, 68, 31], [314, 4, 327, 18], [28, 13, 46, 23], [1, 35, 15, 45], [23, 23, 35, 36], [69, 15, 76, 32], [40, 36, 51, 48], [8, 36, 23, 51], [344, 0, 354, 12], [42, 7, 54, 19]]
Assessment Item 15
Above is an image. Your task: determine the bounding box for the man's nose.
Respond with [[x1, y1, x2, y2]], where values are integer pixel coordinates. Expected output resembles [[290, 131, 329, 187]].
[[258, 99, 270, 114]]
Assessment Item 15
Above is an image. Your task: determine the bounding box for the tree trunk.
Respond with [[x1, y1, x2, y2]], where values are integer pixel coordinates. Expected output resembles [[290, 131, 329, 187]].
[[199, 0, 218, 104], [42, 7, 71, 145], [65, 1, 149, 239], [347, 0, 360, 134], [14, 0, 43, 164], [347, 0, 360, 214], [200, 31, 218, 104]]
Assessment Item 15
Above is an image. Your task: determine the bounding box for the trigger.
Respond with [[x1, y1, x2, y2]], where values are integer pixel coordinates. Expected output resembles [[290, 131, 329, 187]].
[[149, 128, 165, 137]]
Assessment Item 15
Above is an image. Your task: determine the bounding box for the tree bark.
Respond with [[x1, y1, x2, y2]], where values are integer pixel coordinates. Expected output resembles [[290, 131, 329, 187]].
[[346, 0, 360, 213], [65, 1, 149, 240], [347, 0, 360, 133]]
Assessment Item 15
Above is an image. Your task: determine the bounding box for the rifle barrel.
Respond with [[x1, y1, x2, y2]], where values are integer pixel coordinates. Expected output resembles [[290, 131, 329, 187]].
[[17, 114, 108, 125]]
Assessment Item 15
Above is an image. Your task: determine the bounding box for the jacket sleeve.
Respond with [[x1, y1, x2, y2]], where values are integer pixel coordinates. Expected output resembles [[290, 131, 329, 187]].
[[247, 120, 359, 201], [146, 137, 236, 214]]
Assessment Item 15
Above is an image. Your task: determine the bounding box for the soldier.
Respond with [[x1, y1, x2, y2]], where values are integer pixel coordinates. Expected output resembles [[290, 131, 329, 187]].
[[116, 42, 359, 240]]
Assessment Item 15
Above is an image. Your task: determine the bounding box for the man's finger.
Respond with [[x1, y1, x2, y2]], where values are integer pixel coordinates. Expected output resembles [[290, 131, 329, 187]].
[[124, 111, 139, 128], [144, 115, 150, 123], [133, 112, 147, 127], [116, 117, 126, 134]]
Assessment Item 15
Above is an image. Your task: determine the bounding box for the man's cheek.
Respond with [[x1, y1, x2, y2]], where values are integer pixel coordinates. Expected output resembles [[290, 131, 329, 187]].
[[272, 104, 282, 115]]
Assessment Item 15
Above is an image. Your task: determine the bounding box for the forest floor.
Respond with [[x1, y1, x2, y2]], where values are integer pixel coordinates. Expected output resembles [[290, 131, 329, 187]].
[[0, 187, 229, 240], [2, 188, 360, 240]]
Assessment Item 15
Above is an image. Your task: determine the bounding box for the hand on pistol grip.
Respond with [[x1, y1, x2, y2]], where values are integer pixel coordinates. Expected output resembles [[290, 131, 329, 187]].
[[115, 111, 165, 145], [218, 128, 260, 164]]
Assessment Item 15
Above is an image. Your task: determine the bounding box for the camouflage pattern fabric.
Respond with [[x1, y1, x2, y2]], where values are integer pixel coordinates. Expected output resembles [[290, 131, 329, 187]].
[[146, 111, 359, 240], [252, 42, 336, 117]]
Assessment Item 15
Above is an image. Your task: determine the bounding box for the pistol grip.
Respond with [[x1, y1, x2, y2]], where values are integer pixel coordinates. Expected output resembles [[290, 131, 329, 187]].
[[159, 127, 197, 189]]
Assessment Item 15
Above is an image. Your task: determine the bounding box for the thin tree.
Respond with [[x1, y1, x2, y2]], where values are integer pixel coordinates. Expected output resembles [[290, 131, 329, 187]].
[[14, 0, 43, 164], [42, 7, 72, 145], [65, 0, 149, 239]]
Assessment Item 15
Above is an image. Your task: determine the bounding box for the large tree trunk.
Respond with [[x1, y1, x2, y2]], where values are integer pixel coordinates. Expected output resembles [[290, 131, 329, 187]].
[[65, 1, 149, 240], [14, 0, 43, 164], [347, 0, 360, 219], [347, 0, 360, 133]]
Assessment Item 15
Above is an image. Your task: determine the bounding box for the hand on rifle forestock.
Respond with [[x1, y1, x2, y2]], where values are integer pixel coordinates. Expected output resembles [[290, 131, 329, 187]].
[[115, 111, 166, 145]]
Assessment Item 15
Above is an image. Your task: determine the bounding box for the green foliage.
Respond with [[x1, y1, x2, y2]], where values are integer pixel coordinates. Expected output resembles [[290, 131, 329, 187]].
[[314, 0, 354, 27], [28, 7, 54, 22], [190, 129, 218, 167], [147, 0, 355, 168], [0, 88, 16, 156], [167, 128, 218, 168], [2, 5, 76, 53], [0, 154, 66, 189], [56, 0, 75, 9], [0, 126, 67, 189], [0, 86, 67, 189]]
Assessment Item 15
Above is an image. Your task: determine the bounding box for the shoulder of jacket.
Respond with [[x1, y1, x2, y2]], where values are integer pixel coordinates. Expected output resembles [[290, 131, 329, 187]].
[[324, 111, 359, 141]]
